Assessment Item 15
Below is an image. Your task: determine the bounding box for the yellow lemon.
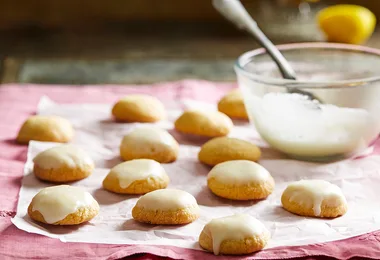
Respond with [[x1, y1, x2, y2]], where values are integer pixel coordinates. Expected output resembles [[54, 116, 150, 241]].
[[317, 4, 376, 44]]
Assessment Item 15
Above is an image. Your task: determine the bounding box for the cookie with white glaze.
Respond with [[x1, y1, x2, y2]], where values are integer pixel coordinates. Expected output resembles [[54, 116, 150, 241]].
[[199, 214, 270, 255], [120, 127, 179, 163], [33, 144, 94, 183], [28, 185, 99, 225], [103, 159, 169, 194], [281, 179, 348, 218], [132, 189, 200, 225], [207, 160, 274, 200]]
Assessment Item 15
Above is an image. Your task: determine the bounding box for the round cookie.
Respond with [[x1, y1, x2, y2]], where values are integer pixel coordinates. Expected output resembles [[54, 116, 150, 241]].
[[16, 115, 74, 144], [174, 110, 233, 137], [132, 189, 200, 225], [120, 127, 179, 163], [103, 159, 170, 194], [28, 185, 99, 225], [33, 144, 94, 183], [218, 89, 248, 120], [199, 214, 270, 255], [198, 137, 261, 166], [281, 179, 348, 218], [207, 160, 274, 200], [112, 94, 166, 122]]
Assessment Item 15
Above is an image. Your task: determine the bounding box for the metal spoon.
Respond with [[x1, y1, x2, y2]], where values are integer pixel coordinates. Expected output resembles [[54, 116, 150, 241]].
[[212, 0, 321, 103]]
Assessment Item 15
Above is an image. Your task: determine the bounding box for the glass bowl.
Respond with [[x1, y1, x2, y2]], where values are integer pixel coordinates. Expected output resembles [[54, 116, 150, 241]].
[[234, 43, 380, 162]]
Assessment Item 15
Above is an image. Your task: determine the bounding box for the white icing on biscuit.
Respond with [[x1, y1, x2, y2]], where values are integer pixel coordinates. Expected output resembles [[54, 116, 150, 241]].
[[33, 144, 94, 170], [31, 185, 97, 224], [108, 159, 168, 189], [207, 160, 271, 185], [135, 189, 199, 211], [121, 127, 177, 151], [203, 214, 269, 255], [284, 179, 346, 216]]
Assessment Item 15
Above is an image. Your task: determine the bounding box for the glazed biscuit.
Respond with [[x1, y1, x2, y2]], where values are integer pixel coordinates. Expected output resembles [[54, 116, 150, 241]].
[[16, 115, 74, 144], [132, 189, 200, 225], [112, 94, 166, 122], [198, 137, 261, 166], [218, 89, 248, 119], [33, 144, 94, 183], [120, 127, 178, 163], [207, 160, 274, 200], [103, 159, 169, 194], [28, 185, 99, 225], [174, 110, 233, 137], [281, 179, 348, 218], [199, 214, 270, 255]]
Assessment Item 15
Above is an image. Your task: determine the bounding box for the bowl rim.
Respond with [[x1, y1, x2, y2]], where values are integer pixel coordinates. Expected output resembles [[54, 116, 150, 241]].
[[234, 42, 380, 89]]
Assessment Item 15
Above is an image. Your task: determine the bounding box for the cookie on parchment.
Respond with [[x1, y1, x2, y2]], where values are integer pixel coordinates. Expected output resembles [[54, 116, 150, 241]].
[[132, 189, 200, 225], [207, 160, 274, 200], [217, 89, 248, 120], [103, 159, 169, 194], [112, 94, 165, 122], [28, 185, 99, 225], [17, 115, 74, 144], [33, 144, 94, 183], [174, 110, 233, 138], [120, 127, 179, 163], [198, 137, 261, 166], [199, 214, 270, 255], [281, 179, 348, 218]]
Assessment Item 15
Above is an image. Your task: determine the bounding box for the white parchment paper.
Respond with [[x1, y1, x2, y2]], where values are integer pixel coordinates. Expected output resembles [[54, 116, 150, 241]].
[[11, 96, 380, 249]]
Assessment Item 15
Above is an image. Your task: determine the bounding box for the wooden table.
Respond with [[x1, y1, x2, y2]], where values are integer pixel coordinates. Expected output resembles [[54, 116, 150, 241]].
[[0, 22, 379, 85]]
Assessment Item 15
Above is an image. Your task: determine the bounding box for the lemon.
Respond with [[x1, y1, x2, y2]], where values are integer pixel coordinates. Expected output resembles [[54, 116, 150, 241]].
[[317, 4, 376, 44]]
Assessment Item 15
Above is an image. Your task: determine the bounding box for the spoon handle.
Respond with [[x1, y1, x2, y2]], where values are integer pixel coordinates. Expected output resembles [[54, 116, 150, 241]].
[[212, 0, 297, 80]]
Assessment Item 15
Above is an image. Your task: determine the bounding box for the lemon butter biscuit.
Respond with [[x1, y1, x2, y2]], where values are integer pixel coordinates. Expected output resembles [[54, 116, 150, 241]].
[[217, 89, 248, 120], [28, 185, 99, 225], [112, 94, 166, 122], [281, 179, 348, 218], [199, 214, 270, 255], [103, 159, 169, 194], [207, 160, 274, 200], [120, 127, 179, 163], [198, 137, 261, 166], [17, 115, 74, 144], [174, 110, 233, 137], [33, 144, 94, 183], [132, 189, 200, 225]]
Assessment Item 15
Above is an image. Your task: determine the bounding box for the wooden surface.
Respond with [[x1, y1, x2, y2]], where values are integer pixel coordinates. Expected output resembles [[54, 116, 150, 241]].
[[0, 22, 253, 84], [1, 24, 380, 84], [0, 2, 380, 85], [0, 0, 380, 30]]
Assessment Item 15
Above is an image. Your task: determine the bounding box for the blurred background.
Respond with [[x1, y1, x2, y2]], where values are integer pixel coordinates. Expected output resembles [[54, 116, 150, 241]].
[[0, 0, 379, 85]]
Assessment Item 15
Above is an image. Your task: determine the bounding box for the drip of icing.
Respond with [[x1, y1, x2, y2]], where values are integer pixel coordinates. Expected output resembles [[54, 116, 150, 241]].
[[204, 214, 268, 255], [285, 179, 346, 216], [32, 185, 96, 224], [135, 189, 198, 211], [121, 127, 177, 148], [108, 159, 168, 189], [207, 160, 271, 184], [33, 144, 94, 169]]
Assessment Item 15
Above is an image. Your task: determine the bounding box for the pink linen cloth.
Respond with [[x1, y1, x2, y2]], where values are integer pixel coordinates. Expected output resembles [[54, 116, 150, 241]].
[[1, 80, 380, 260]]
